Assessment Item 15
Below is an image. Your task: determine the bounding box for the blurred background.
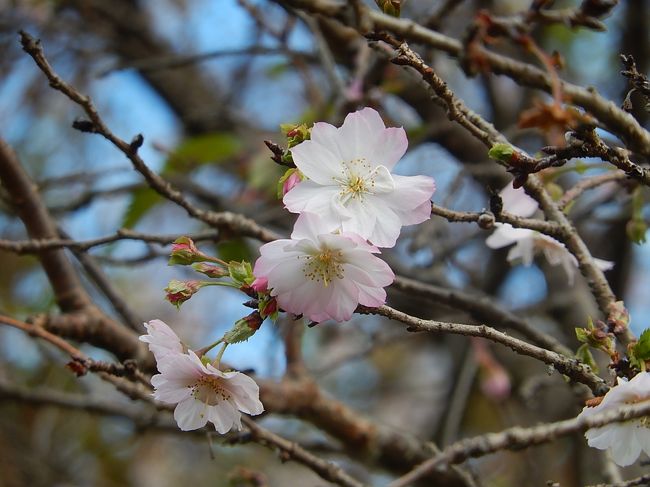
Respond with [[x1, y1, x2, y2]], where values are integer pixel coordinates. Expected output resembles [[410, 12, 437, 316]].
[[0, 0, 649, 486]]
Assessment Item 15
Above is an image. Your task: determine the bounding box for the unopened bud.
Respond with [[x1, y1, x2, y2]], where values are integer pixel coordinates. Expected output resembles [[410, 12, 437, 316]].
[[375, 0, 401, 16], [607, 301, 630, 335], [280, 123, 310, 148], [488, 143, 517, 163], [192, 262, 228, 278], [626, 219, 647, 244], [480, 366, 511, 402], [164, 280, 205, 308], [223, 311, 264, 344], [277, 168, 303, 198], [259, 296, 278, 319], [477, 212, 495, 230], [251, 277, 268, 293], [168, 237, 211, 266]]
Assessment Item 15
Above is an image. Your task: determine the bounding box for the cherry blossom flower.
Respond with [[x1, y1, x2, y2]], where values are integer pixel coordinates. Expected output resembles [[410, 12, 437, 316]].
[[283, 107, 435, 248], [140, 321, 263, 433], [139, 319, 184, 362], [499, 182, 538, 218], [486, 183, 613, 284], [253, 213, 395, 323], [151, 350, 264, 432], [578, 372, 650, 466]]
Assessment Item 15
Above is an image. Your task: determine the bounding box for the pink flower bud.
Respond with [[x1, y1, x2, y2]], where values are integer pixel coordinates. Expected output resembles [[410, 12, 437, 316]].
[[282, 171, 302, 196], [169, 237, 211, 266], [251, 277, 268, 293], [165, 280, 204, 308], [260, 296, 277, 318], [480, 366, 511, 402]]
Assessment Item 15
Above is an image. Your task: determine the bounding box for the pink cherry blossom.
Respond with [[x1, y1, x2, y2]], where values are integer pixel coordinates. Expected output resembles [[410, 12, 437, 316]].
[[152, 350, 263, 433], [283, 107, 435, 248], [253, 213, 395, 323], [579, 372, 650, 466], [139, 319, 184, 363]]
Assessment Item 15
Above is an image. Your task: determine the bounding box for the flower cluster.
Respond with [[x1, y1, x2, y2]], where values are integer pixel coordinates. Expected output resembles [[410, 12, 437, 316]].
[[578, 372, 650, 466], [142, 108, 434, 433], [254, 108, 436, 323], [140, 320, 263, 433], [486, 183, 613, 284]]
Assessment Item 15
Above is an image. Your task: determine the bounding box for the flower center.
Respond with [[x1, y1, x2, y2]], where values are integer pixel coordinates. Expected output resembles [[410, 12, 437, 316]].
[[335, 158, 374, 204], [300, 247, 345, 287], [190, 375, 231, 406]]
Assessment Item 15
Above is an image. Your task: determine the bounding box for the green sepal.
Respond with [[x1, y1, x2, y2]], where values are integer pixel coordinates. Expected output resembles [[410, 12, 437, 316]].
[[575, 343, 599, 374], [626, 219, 647, 244], [374, 0, 401, 16], [228, 260, 254, 287], [633, 328, 650, 362], [222, 312, 264, 344], [277, 167, 303, 198]]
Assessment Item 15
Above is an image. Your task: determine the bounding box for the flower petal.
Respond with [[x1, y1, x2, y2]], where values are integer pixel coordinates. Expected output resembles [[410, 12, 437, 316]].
[[290, 140, 341, 184], [174, 397, 209, 431]]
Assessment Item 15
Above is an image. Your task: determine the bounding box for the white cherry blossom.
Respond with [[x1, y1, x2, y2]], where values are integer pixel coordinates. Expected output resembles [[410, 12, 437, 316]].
[[139, 319, 184, 363], [283, 107, 435, 248], [253, 213, 395, 323], [486, 183, 613, 284], [140, 321, 263, 433], [579, 372, 650, 466], [152, 350, 263, 432]]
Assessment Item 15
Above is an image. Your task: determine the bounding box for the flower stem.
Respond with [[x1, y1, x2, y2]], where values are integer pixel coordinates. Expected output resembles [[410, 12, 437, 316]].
[[195, 338, 223, 358], [202, 280, 239, 289], [213, 343, 228, 368]]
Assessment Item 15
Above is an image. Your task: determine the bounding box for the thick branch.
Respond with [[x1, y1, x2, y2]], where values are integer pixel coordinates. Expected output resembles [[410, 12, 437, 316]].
[[0, 138, 91, 312]]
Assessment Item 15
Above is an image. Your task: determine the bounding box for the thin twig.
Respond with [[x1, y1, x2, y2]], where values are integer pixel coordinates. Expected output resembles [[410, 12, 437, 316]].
[[361, 305, 607, 395], [389, 400, 650, 487], [392, 276, 575, 358], [19, 31, 278, 244], [0, 228, 222, 253]]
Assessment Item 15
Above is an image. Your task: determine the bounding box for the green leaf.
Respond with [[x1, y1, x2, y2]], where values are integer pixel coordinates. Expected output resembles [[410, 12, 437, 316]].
[[375, 0, 401, 16], [575, 327, 590, 344], [634, 328, 650, 361], [121, 132, 242, 228], [228, 260, 254, 287], [627, 219, 648, 244], [488, 143, 516, 163], [575, 343, 599, 374], [266, 62, 290, 79], [121, 187, 163, 229], [573, 160, 588, 174], [217, 239, 252, 263], [164, 133, 241, 172]]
